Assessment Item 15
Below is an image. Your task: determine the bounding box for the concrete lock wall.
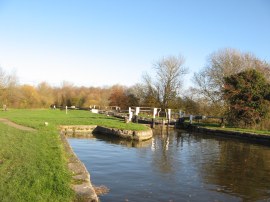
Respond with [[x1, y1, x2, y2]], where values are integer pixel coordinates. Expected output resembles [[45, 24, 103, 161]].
[[60, 125, 153, 141], [59, 124, 153, 200]]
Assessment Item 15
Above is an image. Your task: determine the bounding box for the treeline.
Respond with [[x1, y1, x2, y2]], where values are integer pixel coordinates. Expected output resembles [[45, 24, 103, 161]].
[[0, 78, 201, 114], [1, 48, 270, 129]]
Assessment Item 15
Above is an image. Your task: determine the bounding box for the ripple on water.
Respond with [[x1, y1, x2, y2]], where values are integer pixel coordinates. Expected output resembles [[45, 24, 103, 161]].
[[68, 131, 270, 202]]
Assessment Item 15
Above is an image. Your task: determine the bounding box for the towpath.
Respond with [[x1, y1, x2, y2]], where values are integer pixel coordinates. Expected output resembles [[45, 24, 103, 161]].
[[0, 118, 37, 132]]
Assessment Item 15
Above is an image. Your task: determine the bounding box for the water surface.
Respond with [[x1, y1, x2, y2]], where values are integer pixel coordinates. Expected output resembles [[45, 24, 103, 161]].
[[68, 130, 270, 201]]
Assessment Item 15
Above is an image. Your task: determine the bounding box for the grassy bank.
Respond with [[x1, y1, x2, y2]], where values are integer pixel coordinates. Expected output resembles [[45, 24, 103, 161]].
[[0, 123, 73, 202], [0, 109, 147, 201], [193, 122, 270, 135]]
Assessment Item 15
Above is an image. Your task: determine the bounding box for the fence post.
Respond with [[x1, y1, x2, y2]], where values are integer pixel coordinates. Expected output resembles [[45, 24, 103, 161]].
[[167, 109, 171, 126], [190, 115, 193, 124]]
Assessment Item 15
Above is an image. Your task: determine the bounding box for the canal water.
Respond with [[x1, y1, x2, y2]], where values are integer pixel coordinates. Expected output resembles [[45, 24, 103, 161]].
[[68, 129, 270, 202]]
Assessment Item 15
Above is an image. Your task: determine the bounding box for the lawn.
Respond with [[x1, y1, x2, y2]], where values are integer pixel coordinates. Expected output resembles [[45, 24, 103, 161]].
[[0, 108, 147, 131], [0, 108, 147, 201], [0, 122, 73, 202]]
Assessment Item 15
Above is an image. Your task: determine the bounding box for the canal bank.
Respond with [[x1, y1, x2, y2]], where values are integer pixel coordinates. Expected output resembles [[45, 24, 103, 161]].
[[59, 124, 153, 201], [187, 124, 270, 144], [60, 125, 153, 141], [60, 132, 98, 202]]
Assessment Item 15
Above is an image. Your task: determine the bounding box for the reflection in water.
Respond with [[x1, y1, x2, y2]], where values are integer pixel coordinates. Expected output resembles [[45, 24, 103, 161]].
[[69, 133, 152, 148], [201, 138, 270, 201], [68, 129, 270, 202]]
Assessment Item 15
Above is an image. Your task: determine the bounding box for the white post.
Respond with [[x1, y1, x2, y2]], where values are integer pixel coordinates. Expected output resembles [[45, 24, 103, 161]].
[[128, 107, 132, 121], [135, 107, 140, 116], [129, 111, 133, 122], [66, 106, 68, 114], [153, 108, 157, 119], [190, 115, 193, 124], [167, 109, 171, 121]]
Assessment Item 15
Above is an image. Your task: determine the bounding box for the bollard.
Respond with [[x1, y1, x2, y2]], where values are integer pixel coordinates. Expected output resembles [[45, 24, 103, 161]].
[[151, 118, 155, 129], [134, 115, 138, 123], [220, 118, 225, 128]]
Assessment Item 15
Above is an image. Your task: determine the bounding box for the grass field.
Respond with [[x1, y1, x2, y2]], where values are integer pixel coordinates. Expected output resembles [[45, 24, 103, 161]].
[[0, 108, 147, 201], [0, 109, 147, 131], [0, 122, 73, 201]]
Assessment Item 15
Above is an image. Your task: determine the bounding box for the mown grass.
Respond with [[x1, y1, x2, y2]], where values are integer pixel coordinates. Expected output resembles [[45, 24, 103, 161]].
[[0, 109, 147, 131], [206, 126, 270, 135], [193, 122, 270, 135], [0, 109, 147, 201], [0, 123, 73, 202]]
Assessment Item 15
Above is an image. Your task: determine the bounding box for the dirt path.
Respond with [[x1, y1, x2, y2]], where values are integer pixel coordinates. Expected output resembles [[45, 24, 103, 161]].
[[0, 118, 37, 132]]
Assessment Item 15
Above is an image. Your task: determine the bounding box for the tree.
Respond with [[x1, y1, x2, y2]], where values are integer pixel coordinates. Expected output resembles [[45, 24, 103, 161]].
[[37, 82, 54, 107], [194, 48, 270, 105], [128, 84, 147, 106], [223, 69, 270, 128], [20, 85, 41, 108], [143, 55, 188, 108], [108, 85, 128, 109], [0, 67, 19, 107]]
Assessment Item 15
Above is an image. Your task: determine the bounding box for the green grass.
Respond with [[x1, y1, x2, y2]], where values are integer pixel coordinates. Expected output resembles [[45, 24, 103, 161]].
[[0, 109, 147, 131], [206, 126, 270, 135], [0, 109, 148, 201], [0, 123, 73, 202], [193, 122, 270, 135]]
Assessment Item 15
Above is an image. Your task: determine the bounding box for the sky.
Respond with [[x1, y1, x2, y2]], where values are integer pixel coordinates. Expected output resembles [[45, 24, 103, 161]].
[[0, 0, 269, 88]]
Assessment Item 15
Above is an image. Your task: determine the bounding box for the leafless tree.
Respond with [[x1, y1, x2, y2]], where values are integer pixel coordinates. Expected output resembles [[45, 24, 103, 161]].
[[194, 48, 270, 104], [0, 67, 19, 106], [142, 55, 188, 108]]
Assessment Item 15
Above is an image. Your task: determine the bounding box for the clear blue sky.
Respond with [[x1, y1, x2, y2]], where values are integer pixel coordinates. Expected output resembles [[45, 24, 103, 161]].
[[0, 0, 269, 88]]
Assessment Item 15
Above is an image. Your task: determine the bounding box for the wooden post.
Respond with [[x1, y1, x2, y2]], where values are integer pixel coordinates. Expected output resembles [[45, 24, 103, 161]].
[[220, 117, 225, 128], [167, 109, 171, 126], [66, 106, 68, 114], [129, 111, 133, 122], [135, 115, 138, 123], [135, 107, 140, 116], [151, 118, 155, 129], [153, 108, 157, 119]]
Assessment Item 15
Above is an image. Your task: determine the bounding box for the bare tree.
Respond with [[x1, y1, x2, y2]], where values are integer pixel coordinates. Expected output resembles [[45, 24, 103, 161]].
[[155, 55, 188, 108], [0, 67, 19, 106], [142, 55, 188, 108], [194, 48, 270, 104]]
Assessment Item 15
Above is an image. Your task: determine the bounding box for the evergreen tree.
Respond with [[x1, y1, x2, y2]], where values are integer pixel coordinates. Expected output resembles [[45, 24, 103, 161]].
[[223, 69, 270, 128]]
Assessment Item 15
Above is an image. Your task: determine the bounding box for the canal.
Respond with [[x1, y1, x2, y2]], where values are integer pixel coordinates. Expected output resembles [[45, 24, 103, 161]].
[[68, 129, 270, 201]]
